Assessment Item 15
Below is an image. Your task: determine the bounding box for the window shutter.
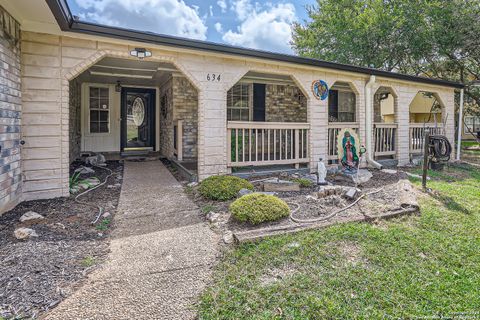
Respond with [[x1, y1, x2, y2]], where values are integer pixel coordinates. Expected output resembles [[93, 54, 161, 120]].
[[253, 83, 266, 122]]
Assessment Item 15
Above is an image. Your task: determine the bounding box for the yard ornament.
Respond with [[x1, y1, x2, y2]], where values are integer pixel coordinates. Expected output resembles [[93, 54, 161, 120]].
[[317, 158, 327, 185], [311, 80, 329, 100], [337, 129, 364, 174]]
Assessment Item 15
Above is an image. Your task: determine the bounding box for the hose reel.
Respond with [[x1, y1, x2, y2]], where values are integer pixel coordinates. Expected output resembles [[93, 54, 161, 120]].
[[428, 135, 452, 163]]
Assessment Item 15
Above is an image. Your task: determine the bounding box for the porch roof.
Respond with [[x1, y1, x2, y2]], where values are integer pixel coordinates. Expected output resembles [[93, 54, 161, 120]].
[[45, 0, 464, 90]]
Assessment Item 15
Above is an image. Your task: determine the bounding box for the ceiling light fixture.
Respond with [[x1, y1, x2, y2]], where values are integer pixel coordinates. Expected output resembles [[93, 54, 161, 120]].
[[130, 48, 152, 59]]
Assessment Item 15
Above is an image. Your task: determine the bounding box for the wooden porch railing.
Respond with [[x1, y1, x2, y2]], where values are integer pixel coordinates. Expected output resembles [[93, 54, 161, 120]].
[[409, 123, 444, 154], [227, 121, 310, 167], [327, 122, 360, 161], [374, 123, 397, 157], [173, 120, 183, 161]]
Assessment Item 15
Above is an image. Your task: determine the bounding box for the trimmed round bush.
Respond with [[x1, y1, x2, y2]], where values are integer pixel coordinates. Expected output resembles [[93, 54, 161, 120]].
[[199, 175, 253, 201], [230, 193, 290, 225]]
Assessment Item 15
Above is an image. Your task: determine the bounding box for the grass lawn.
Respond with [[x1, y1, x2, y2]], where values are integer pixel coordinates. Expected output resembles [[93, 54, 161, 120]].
[[462, 140, 479, 148], [199, 164, 480, 319]]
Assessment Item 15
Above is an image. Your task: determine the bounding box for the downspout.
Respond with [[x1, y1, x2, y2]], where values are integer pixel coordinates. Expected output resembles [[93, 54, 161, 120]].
[[365, 75, 383, 169]]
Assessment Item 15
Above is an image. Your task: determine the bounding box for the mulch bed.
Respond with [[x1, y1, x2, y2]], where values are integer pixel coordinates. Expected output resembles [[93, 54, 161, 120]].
[[0, 161, 123, 320]]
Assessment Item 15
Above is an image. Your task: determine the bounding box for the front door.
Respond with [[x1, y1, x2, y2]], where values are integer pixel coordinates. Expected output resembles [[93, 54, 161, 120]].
[[121, 88, 156, 151]]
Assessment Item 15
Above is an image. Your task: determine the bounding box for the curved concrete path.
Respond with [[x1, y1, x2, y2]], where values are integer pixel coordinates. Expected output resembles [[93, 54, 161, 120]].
[[45, 161, 219, 320]]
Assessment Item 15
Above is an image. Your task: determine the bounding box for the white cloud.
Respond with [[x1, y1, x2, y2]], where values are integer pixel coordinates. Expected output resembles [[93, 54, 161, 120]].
[[209, 5, 214, 16], [222, 1, 296, 54], [231, 0, 253, 20], [217, 0, 227, 13], [73, 0, 208, 40], [214, 22, 223, 33]]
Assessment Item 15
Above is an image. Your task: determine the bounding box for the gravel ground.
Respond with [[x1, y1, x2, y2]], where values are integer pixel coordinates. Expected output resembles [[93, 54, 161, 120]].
[[184, 168, 413, 235], [0, 161, 123, 320]]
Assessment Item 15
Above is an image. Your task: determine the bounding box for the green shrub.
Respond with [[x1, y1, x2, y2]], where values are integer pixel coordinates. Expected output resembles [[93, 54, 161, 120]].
[[292, 177, 314, 188], [199, 175, 254, 201], [230, 193, 290, 225]]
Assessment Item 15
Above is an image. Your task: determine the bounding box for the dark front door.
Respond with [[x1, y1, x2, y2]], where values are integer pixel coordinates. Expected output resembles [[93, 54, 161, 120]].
[[121, 88, 156, 151]]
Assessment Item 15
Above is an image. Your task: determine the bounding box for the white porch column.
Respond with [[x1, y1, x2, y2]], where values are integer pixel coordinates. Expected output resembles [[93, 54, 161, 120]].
[[309, 97, 328, 172], [438, 89, 456, 151], [397, 89, 417, 165], [197, 88, 228, 180]]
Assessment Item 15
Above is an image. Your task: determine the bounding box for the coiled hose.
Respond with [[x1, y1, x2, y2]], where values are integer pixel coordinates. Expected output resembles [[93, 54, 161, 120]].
[[429, 135, 452, 163]]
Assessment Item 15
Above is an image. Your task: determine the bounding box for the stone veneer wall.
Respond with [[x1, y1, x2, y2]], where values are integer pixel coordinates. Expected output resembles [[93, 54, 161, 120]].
[[172, 76, 198, 159], [159, 77, 174, 158], [265, 84, 307, 122], [159, 76, 198, 160], [69, 79, 81, 162], [0, 16, 22, 213]]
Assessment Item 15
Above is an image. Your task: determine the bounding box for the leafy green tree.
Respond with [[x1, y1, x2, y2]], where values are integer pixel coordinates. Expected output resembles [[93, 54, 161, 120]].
[[292, 0, 480, 116]]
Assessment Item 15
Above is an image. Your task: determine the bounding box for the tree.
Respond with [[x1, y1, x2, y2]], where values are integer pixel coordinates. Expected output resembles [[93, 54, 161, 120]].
[[292, 0, 480, 116]]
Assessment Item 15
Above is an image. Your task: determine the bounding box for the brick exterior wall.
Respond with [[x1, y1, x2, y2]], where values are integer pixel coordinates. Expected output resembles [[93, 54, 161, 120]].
[[0, 14, 22, 214], [159, 76, 198, 160], [265, 84, 307, 122], [69, 78, 81, 162]]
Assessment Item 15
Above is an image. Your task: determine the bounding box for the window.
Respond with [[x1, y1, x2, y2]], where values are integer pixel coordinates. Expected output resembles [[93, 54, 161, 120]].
[[464, 116, 480, 134], [89, 87, 109, 133], [227, 83, 250, 121], [328, 89, 356, 122]]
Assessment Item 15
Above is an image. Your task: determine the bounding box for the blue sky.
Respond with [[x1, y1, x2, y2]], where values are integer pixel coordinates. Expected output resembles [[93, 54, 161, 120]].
[[66, 0, 313, 54]]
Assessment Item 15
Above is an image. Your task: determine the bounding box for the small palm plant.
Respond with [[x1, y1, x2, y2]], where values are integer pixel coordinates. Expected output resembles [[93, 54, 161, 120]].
[[69, 171, 82, 191]]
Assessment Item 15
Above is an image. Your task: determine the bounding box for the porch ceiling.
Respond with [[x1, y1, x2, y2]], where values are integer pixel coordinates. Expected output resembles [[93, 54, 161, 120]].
[[76, 57, 181, 86]]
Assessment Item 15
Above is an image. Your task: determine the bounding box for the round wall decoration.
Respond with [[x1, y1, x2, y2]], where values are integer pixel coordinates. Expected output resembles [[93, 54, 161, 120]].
[[132, 97, 145, 126], [311, 80, 329, 100]]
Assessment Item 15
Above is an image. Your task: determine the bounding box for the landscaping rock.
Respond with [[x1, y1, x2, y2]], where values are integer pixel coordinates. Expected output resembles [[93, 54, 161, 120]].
[[187, 181, 198, 188], [263, 179, 300, 192], [344, 187, 360, 200], [223, 231, 234, 244], [14, 228, 38, 240], [85, 154, 106, 166], [74, 166, 95, 174], [318, 186, 343, 198], [206, 211, 220, 223], [352, 169, 373, 185], [102, 212, 111, 218], [238, 188, 253, 197], [381, 169, 398, 174], [19, 211, 44, 223]]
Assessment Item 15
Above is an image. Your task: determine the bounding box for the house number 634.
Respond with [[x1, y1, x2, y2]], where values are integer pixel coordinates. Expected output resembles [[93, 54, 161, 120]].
[[207, 73, 221, 81]]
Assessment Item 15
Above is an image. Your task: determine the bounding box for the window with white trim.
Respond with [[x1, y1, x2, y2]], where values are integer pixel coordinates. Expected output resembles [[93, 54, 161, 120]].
[[464, 116, 480, 134], [89, 86, 110, 133], [227, 83, 250, 121]]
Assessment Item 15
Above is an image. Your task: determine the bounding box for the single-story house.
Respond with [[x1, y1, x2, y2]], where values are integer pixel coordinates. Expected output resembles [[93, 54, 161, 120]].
[[0, 0, 464, 214]]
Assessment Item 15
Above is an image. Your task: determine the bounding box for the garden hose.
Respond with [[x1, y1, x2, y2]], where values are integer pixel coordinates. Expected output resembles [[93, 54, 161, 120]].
[[288, 187, 384, 224], [72, 164, 114, 225], [429, 135, 452, 163]]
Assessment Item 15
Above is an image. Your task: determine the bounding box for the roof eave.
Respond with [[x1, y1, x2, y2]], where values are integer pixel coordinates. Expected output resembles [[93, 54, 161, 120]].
[[45, 0, 465, 89]]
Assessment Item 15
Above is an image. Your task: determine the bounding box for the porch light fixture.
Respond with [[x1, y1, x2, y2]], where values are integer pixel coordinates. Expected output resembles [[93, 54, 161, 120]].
[[130, 48, 152, 59], [115, 81, 122, 92]]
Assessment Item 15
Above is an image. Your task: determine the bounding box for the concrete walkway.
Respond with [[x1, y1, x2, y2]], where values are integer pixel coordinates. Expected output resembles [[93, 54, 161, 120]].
[[46, 161, 219, 320]]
